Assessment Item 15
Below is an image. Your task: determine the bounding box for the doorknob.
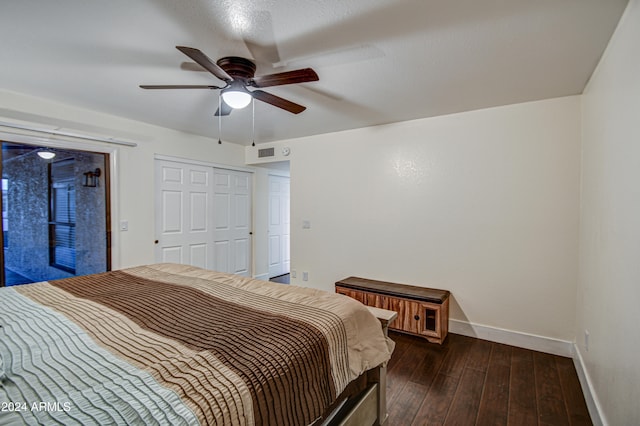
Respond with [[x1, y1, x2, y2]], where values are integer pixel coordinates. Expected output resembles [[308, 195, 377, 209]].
[[154, 240, 159, 244]]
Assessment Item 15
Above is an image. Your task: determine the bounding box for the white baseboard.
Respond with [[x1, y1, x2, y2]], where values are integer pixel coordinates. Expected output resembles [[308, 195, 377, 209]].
[[572, 344, 606, 426], [448, 319, 574, 357], [252, 273, 269, 281]]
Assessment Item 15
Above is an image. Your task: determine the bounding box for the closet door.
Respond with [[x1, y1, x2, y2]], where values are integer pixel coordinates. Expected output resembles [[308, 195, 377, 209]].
[[155, 159, 252, 276], [155, 160, 214, 269], [212, 169, 252, 276]]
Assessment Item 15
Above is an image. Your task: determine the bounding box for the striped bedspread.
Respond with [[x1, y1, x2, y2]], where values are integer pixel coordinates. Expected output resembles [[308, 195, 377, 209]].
[[0, 264, 393, 426]]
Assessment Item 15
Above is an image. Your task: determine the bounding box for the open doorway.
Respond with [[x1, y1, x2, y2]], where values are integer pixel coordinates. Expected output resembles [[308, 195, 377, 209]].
[[0, 141, 110, 286], [268, 173, 290, 284]]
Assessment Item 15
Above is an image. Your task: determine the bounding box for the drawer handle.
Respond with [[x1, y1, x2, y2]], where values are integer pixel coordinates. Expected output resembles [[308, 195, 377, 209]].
[[414, 315, 420, 321]]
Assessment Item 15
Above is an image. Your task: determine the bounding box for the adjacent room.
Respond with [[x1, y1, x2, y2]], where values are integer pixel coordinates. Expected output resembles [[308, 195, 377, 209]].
[[1, 1, 638, 425], [1, 142, 109, 285]]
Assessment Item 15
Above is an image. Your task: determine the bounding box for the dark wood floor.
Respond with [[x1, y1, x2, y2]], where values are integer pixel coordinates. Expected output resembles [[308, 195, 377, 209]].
[[269, 273, 290, 284], [385, 331, 592, 426]]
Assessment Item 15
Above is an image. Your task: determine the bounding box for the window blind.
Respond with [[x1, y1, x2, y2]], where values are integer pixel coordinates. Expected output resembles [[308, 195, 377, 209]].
[[50, 159, 76, 272]]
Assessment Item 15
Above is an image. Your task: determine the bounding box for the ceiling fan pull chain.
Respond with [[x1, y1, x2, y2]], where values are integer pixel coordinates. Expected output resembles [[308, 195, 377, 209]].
[[252, 97, 256, 147], [218, 94, 222, 144]]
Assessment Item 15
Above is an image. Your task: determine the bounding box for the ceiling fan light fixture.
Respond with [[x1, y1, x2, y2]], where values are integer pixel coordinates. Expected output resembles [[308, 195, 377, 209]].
[[221, 85, 252, 109], [37, 150, 56, 160]]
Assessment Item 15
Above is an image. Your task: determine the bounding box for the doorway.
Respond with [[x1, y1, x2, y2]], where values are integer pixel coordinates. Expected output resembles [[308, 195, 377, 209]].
[[268, 174, 290, 280], [0, 141, 110, 286]]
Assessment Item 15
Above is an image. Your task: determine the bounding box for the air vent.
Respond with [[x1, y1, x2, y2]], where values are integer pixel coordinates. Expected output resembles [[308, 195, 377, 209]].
[[258, 147, 275, 158]]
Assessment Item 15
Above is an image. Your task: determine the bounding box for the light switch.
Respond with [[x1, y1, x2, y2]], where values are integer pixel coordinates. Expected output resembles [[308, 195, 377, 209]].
[[120, 220, 129, 231]]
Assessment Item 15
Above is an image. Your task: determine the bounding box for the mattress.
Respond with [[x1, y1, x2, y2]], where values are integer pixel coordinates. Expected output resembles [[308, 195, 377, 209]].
[[0, 264, 393, 425]]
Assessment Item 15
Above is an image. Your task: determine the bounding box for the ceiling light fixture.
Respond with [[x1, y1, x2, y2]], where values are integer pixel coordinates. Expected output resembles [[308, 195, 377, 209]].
[[37, 150, 56, 160], [221, 83, 252, 109]]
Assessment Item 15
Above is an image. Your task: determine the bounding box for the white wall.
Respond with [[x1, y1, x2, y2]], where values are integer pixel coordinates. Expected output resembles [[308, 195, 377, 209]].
[[0, 89, 248, 270], [272, 96, 581, 343], [578, 0, 640, 424]]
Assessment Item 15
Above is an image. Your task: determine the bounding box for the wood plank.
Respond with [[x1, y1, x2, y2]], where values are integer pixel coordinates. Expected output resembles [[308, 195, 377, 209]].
[[465, 339, 493, 373], [475, 343, 512, 425], [508, 347, 538, 426], [534, 351, 570, 425], [489, 342, 513, 366], [388, 297, 421, 335], [443, 367, 486, 425], [411, 373, 460, 425], [409, 345, 448, 387], [366, 292, 388, 310], [387, 381, 430, 425], [387, 335, 432, 404], [438, 334, 474, 379], [555, 356, 593, 425]]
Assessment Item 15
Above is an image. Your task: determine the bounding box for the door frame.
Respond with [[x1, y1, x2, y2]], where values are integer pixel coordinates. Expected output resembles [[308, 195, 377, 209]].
[[154, 154, 255, 175], [0, 131, 120, 283]]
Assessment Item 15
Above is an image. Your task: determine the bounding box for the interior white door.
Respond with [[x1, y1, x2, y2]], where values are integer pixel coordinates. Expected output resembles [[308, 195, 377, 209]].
[[268, 175, 290, 278], [155, 160, 214, 269], [212, 168, 252, 276]]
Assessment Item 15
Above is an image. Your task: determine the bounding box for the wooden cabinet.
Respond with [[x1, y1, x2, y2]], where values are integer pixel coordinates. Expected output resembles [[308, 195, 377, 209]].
[[336, 277, 450, 344]]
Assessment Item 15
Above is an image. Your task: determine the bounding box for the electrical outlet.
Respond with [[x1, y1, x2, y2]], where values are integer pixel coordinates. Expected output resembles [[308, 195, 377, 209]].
[[303, 271, 309, 281], [291, 270, 297, 278], [584, 330, 590, 352]]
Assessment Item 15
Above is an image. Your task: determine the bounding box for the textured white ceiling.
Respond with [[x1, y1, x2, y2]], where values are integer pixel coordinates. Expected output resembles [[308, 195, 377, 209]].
[[0, 0, 629, 145]]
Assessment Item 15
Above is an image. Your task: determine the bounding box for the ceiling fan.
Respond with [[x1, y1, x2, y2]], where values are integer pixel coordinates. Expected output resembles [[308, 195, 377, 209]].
[[140, 46, 319, 116]]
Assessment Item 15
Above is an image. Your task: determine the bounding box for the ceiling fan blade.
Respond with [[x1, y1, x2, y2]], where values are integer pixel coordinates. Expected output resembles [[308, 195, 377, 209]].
[[180, 61, 206, 72], [242, 11, 281, 66], [214, 102, 233, 116], [176, 46, 233, 82], [251, 90, 306, 114], [140, 85, 222, 89], [250, 68, 319, 88]]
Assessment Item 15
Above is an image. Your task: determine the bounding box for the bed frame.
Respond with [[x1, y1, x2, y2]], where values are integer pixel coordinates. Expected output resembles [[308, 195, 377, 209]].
[[320, 306, 398, 426]]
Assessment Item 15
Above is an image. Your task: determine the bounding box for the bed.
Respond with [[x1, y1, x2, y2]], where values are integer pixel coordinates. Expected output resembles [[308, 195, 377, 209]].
[[0, 264, 394, 425]]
